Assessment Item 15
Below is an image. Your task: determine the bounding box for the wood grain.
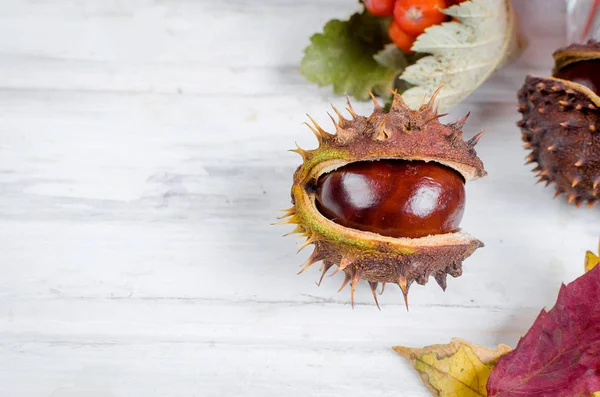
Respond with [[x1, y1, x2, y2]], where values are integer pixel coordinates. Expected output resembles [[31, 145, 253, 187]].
[[0, 0, 597, 396]]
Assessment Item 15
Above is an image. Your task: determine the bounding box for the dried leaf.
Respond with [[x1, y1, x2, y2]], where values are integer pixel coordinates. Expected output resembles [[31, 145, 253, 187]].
[[487, 264, 600, 396], [393, 338, 511, 396], [400, 0, 525, 112], [585, 240, 600, 272]]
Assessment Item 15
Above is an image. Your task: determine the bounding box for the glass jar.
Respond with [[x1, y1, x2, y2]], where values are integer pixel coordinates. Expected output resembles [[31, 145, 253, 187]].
[[566, 0, 600, 42]]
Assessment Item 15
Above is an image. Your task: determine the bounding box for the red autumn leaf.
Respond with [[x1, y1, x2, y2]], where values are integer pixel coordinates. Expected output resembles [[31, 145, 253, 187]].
[[487, 264, 600, 396]]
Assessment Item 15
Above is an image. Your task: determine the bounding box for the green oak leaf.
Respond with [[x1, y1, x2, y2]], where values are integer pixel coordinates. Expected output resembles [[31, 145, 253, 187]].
[[299, 12, 398, 101]]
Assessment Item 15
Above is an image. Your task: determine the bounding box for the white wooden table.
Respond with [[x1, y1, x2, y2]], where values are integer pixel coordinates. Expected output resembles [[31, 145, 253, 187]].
[[0, 1, 597, 396]]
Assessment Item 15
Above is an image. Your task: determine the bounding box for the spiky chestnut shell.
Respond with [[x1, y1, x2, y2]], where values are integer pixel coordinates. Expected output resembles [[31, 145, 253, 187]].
[[518, 40, 600, 208], [278, 91, 486, 309]]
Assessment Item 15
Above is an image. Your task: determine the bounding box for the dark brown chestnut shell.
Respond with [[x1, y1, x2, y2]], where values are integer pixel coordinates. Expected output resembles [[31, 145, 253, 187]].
[[518, 40, 600, 207]]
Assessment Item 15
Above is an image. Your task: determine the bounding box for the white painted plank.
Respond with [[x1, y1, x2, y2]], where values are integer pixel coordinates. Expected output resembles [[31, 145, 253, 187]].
[[0, 299, 537, 397]]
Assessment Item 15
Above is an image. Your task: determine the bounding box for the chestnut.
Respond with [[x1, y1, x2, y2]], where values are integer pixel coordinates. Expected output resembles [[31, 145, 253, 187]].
[[315, 160, 466, 239], [518, 40, 600, 208], [278, 91, 486, 309], [553, 59, 600, 96]]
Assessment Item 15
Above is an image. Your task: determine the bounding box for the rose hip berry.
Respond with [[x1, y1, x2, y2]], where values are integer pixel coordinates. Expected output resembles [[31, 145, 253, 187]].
[[388, 21, 417, 53], [393, 0, 448, 36], [553, 59, 600, 96], [364, 0, 396, 17], [315, 160, 466, 239]]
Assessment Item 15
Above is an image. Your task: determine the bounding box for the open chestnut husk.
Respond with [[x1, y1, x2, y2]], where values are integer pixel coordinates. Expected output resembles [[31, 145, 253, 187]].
[[277, 90, 486, 309], [517, 40, 600, 207]]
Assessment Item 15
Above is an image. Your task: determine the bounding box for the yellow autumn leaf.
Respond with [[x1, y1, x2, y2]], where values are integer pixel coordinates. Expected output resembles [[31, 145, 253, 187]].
[[393, 338, 512, 397], [585, 239, 600, 273]]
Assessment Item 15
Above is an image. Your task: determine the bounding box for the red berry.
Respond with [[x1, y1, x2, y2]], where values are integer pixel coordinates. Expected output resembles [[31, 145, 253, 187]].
[[554, 60, 600, 96], [315, 160, 466, 239], [364, 0, 396, 17], [388, 21, 416, 53], [393, 0, 448, 36], [445, 0, 467, 6]]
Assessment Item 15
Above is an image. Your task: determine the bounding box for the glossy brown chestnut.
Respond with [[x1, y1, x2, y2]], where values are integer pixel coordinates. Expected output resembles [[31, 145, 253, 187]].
[[315, 160, 465, 239], [554, 59, 600, 95]]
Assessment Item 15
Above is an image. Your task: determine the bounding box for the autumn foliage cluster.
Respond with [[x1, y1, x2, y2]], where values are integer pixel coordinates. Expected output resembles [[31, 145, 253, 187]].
[[396, 247, 600, 396]]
